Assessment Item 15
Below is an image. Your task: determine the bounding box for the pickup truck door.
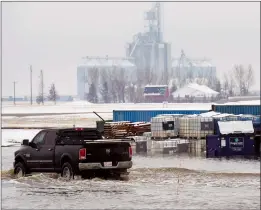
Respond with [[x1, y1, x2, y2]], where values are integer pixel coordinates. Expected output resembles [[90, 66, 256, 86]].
[[26, 131, 48, 171], [38, 130, 56, 171]]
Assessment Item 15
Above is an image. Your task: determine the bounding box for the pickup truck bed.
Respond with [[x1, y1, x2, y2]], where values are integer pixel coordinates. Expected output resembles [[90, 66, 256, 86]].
[[13, 128, 133, 180]]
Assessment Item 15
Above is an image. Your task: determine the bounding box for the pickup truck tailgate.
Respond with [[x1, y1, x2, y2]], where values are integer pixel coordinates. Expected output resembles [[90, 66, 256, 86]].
[[82, 142, 131, 162]]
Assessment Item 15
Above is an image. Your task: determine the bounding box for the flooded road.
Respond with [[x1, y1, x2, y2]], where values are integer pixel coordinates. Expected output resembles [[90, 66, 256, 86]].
[[1, 146, 260, 209]]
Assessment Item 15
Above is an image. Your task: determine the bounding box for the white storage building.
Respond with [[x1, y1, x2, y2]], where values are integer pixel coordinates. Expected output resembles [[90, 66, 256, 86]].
[[172, 83, 219, 98]]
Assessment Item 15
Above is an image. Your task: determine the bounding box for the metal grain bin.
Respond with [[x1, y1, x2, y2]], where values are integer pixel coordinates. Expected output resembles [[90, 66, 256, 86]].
[[212, 105, 260, 115], [113, 110, 208, 122]]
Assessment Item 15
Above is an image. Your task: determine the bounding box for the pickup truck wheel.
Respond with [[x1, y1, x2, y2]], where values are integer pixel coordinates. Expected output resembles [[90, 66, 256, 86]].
[[61, 162, 74, 180], [14, 162, 26, 178]]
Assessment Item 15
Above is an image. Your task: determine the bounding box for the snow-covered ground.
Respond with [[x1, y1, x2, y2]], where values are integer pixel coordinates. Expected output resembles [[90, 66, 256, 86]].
[[2, 100, 259, 146], [2, 101, 213, 115], [2, 100, 259, 127], [2, 100, 259, 115], [1, 113, 111, 128], [2, 129, 41, 147], [224, 100, 260, 105]]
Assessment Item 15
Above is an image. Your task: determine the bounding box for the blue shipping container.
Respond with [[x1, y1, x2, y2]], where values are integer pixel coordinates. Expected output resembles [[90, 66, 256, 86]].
[[212, 105, 260, 115], [113, 110, 209, 122], [206, 134, 255, 158]]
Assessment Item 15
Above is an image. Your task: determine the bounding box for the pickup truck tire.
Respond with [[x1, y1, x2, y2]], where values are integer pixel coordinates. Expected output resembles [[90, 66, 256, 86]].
[[14, 162, 26, 178], [61, 162, 74, 180]]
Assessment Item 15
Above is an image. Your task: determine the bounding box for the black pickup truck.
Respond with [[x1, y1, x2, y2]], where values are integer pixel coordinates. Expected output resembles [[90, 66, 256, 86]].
[[13, 128, 133, 180]]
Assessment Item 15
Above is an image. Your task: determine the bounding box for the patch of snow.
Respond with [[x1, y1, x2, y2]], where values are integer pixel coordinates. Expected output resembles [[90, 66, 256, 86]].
[[2, 129, 41, 146], [199, 111, 221, 117], [212, 113, 235, 118], [63, 100, 93, 105], [172, 83, 219, 97], [217, 121, 254, 135], [224, 100, 260, 105]]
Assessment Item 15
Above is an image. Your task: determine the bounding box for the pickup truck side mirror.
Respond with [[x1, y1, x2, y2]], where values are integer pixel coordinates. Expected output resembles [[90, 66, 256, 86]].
[[29, 142, 37, 148], [22, 139, 29, 146]]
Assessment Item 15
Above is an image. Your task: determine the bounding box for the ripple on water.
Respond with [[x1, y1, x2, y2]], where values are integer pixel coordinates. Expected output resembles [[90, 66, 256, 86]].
[[1, 166, 260, 209]]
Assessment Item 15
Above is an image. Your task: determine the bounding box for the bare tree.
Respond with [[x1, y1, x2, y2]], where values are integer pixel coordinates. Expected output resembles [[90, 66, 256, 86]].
[[233, 64, 254, 96], [233, 64, 245, 95], [36, 70, 44, 105], [222, 73, 229, 97], [107, 67, 118, 103], [86, 67, 99, 101], [228, 76, 235, 97], [243, 65, 254, 95], [99, 70, 110, 103], [87, 83, 98, 103], [48, 83, 59, 104], [115, 68, 126, 103], [100, 81, 109, 103], [126, 83, 136, 102]]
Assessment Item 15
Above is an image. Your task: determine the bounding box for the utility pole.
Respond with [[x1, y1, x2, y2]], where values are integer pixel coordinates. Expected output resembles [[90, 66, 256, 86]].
[[84, 70, 86, 100], [13, 81, 17, 105], [30, 65, 33, 105], [40, 70, 44, 105]]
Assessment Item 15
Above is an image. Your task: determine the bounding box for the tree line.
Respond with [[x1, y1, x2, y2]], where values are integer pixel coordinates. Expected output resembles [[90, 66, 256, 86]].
[[221, 64, 254, 97], [84, 64, 255, 103], [36, 83, 59, 105], [34, 63, 255, 105]]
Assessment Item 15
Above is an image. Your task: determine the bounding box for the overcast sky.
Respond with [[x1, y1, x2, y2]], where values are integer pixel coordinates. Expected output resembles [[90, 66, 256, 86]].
[[2, 2, 260, 97]]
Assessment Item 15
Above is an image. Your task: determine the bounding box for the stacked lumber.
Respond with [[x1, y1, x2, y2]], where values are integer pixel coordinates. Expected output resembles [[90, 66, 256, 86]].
[[128, 122, 151, 136], [104, 121, 151, 139]]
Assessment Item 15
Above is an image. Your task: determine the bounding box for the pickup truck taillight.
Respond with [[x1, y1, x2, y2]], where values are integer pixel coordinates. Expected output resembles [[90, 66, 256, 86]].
[[129, 146, 132, 158], [79, 148, 86, 160]]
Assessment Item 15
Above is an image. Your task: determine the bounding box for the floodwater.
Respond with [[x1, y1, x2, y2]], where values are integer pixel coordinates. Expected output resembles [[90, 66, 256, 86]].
[[1, 146, 260, 209]]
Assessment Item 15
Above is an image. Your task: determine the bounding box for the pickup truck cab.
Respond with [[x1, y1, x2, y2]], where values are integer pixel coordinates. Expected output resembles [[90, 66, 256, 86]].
[[14, 128, 133, 180]]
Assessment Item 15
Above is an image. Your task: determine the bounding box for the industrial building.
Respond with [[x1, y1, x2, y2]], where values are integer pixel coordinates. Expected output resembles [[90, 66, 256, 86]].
[[77, 56, 136, 100], [125, 2, 171, 85], [171, 50, 217, 87], [77, 2, 217, 102]]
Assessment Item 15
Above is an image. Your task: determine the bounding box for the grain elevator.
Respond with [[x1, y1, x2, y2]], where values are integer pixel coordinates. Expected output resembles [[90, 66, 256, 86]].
[[125, 2, 171, 85]]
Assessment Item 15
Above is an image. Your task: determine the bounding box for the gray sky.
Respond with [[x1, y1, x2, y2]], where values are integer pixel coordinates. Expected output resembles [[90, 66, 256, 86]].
[[2, 2, 260, 97]]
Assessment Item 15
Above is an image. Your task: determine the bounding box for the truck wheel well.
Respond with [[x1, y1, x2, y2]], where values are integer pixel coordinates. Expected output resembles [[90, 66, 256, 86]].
[[61, 156, 72, 167], [15, 156, 25, 165]]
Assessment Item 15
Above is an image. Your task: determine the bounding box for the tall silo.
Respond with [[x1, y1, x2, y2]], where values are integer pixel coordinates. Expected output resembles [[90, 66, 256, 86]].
[[125, 2, 172, 86], [171, 51, 217, 87]]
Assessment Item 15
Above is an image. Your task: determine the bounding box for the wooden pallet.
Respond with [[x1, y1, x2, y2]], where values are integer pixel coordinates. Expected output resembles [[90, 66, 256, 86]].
[[151, 136, 179, 140], [179, 136, 206, 140]]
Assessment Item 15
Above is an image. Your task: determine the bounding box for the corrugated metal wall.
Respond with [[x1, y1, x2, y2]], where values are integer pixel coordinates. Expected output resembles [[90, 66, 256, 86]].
[[212, 105, 260, 115], [113, 110, 208, 122]]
